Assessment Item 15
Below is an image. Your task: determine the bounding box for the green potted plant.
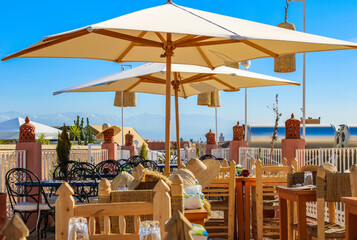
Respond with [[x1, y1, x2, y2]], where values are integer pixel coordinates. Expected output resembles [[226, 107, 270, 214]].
[[56, 124, 71, 179]]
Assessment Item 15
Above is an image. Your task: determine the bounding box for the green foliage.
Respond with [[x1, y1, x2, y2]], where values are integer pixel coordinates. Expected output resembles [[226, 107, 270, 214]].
[[84, 118, 94, 145], [69, 125, 81, 143], [196, 145, 201, 158], [36, 133, 50, 144], [73, 116, 85, 145], [56, 124, 71, 165], [138, 142, 148, 160], [0, 140, 11, 144]]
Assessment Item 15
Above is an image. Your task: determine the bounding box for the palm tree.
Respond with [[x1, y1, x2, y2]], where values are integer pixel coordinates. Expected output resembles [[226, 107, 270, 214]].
[[68, 125, 81, 144]]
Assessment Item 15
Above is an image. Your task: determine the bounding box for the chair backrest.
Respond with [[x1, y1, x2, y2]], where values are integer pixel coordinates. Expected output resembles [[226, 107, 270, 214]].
[[6, 168, 42, 208], [255, 159, 292, 239], [55, 179, 171, 240], [316, 165, 351, 238], [67, 166, 101, 203], [140, 160, 158, 171], [95, 160, 122, 179], [199, 155, 217, 160], [52, 160, 79, 180], [202, 160, 236, 240], [350, 164, 357, 197]]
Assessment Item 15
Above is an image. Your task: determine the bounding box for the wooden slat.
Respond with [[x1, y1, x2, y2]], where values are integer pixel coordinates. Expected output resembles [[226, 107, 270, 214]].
[[209, 76, 235, 90], [103, 216, 110, 235], [180, 73, 213, 84], [241, 39, 279, 58], [203, 188, 229, 192], [2, 29, 90, 61], [89, 217, 95, 235], [204, 193, 229, 197], [155, 32, 167, 44], [93, 29, 162, 47], [179, 39, 238, 47], [119, 216, 126, 234], [196, 46, 214, 69], [175, 36, 213, 47], [115, 31, 147, 62], [134, 216, 141, 234], [204, 226, 228, 229], [124, 80, 142, 92], [74, 202, 153, 217]]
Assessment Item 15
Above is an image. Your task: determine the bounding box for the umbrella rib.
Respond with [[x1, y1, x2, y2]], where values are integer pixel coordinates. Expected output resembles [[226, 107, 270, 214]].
[[209, 76, 235, 90], [180, 73, 213, 84], [175, 36, 213, 47], [177, 73, 187, 98], [196, 46, 214, 69], [179, 39, 238, 47], [141, 75, 166, 83], [241, 40, 278, 58], [124, 80, 142, 92], [92, 29, 162, 48], [115, 31, 147, 62], [2, 30, 90, 61], [155, 32, 167, 44]]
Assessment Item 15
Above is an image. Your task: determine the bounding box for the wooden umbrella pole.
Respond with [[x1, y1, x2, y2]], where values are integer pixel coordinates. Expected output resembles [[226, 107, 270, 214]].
[[164, 33, 173, 174], [174, 74, 181, 167]]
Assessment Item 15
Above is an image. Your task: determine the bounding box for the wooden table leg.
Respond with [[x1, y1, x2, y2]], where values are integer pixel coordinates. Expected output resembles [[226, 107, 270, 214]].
[[236, 181, 244, 240], [296, 197, 307, 240], [279, 197, 288, 240], [245, 183, 251, 240], [287, 200, 294, 240]]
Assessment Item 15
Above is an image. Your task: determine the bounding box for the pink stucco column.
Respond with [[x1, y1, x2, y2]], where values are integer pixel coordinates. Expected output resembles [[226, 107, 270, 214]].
[[230, 140, 247, 164], [122, 131, 136, 157], [282, 114, 305, 165], [205, 143, 218, 155], [15, 117, 42, 179], [102, 143, 117, 160], [15, 117, 42, 230], [282, 139, 305, 165]]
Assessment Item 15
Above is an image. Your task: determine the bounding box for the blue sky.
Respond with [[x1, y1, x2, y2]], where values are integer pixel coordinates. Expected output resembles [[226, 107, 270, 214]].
[[0, 0, 357, 140]]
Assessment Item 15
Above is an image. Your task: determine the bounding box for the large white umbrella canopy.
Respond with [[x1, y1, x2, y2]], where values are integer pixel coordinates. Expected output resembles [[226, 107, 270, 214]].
[[53, 63, 300, 163], [53, 63, 300, 96], [3, 1, 356, 173]]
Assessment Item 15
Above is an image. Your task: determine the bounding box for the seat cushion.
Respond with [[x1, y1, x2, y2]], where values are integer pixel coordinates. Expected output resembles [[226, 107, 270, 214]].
[[14, 202, 53, 212]]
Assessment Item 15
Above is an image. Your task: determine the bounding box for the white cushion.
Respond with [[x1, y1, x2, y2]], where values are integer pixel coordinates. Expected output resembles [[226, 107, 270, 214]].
[[14, 202, 54, 212]]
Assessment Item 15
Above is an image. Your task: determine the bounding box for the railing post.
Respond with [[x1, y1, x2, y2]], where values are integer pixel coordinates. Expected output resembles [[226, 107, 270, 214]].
[[170, 175, 184, 215], [55, 182, 75, 240], [154, 180, 171, 239], [0, 214, 29, 240]]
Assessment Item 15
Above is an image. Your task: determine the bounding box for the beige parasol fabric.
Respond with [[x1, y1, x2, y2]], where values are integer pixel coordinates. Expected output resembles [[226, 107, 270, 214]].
[[3, 2, 357, 63], [3, 1, 356, 173], [53, 63, 299, 97]]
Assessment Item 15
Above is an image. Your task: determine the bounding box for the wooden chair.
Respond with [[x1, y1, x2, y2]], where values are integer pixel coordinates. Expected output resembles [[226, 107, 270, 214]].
[[55, 179, 171, 240], [254, 159, 293, 240], [304, 165, 352, 239], [203, 160, 236, 240], [350, 164, 357, 196]]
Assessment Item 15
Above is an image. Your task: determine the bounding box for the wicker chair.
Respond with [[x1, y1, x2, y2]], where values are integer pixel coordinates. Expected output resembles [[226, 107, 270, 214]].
[[302, 166, 352, 239], [254, 159, 293, 239], [203, 160, 236, 239]]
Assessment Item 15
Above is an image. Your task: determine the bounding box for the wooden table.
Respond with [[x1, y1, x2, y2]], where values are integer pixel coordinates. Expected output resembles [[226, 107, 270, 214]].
[[184, 208, 208, 226], [236, 177, 256, 240], [341, 197, 357, 239], [277, 186, 316, 240]]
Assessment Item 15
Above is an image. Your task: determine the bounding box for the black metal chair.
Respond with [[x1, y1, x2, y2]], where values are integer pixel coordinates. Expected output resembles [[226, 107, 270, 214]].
[[95, 160, 122, 179], [199, 154, 217, 160], [140, 160, 158, 171], [71, 161, 96, 171], [5, 168, 54, 239], [52, 160, 78, 180], [67, 166, 101, 203], [126, 155, 145, 165]]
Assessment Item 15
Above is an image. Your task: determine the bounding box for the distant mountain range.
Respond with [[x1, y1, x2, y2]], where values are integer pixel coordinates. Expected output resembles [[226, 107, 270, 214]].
[[0, 111, 239, 141]]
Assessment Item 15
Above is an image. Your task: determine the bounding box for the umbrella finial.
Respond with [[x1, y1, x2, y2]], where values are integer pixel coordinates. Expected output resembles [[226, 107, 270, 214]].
[[167, 0, 172, 3]]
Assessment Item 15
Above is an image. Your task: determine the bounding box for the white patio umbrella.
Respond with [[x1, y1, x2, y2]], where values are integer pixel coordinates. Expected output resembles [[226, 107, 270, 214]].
[[3, 1, 356, 172], [54, 62, 300, 165]]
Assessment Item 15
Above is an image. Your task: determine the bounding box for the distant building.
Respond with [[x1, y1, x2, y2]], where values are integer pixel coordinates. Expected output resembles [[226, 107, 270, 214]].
[[219, 133, 225, 142], [0, 117, 60, 142]]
